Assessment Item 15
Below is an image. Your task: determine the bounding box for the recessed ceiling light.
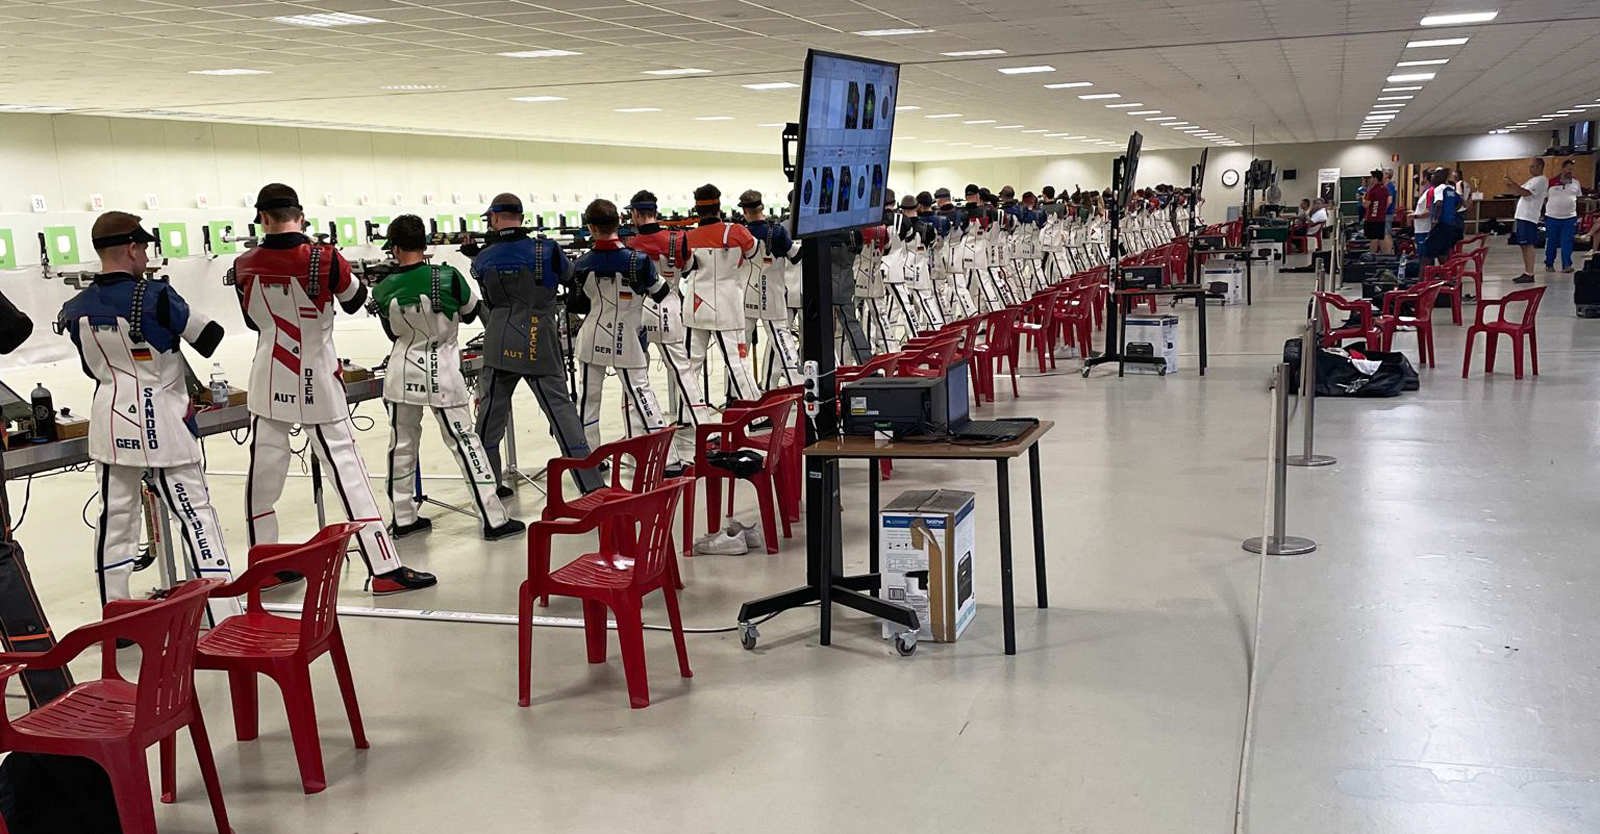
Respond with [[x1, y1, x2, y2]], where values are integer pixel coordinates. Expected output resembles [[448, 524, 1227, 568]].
[[1044, 82, 1093, 89], [615, 107, 661, 113], [189, 68, 271, 76], [998, 65, 1055, 74], [643, 68, 710, 76], [1377, 95, 1414, 101], [1057, 135, 1086, 140], [694, 115, 734, 121], [896, 105, 921, 111], [1557, 109, 1583, 114], [994, 147, 1015, 151], [1383, 86, 1425, 92], [1166, 122, 1191, 127], [1365, 115, 1396, 121], [743, 81, 799, 90], [271, 12, 381, 26], [1420, 11, 1498, 26], [1528, 117, 1554, 122], [963, 119, 997, 124], [1127, 110, 1161, 116], [941, 49, 1007, 57], [509, 95, 567, 102], [1020, 128, 1048, 133], [1540, 113, 1563, 117], [853, 28, 935, 36], [973, 144, 993, 149], [1397, 58, 1449, 67], [1388, 72, 1437, 82], [1079, 93, 1120, 99], [948, 142, 971, 146], [380, 84, 445, 91], [1182, 127, 1207, 132], [1407, 37, 1470, 47], [499, 49, 582, 58], [1106, 103, 1143, 108], [1147, 116, 1176, 121]]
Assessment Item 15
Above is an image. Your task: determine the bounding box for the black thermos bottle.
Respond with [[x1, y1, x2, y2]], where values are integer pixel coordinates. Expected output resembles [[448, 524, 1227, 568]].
[[30, 383, 54, 443]]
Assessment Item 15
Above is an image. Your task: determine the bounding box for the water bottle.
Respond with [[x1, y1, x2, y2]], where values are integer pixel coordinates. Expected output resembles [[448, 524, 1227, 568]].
[[30, 383, 55, 442], [209, 362, 229, 405]]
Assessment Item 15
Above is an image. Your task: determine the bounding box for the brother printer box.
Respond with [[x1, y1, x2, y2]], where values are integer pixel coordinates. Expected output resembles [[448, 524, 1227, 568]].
[[880, 489, 977, 642]]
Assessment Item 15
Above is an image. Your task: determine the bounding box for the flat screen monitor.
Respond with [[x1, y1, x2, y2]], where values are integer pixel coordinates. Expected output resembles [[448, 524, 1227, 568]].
[[791, 49, 901, 238], [1572, 121, 1594, 153], [1192, 147, 1209, 199], [1117, 132, 1143, 209], [0, 379, 30, 425], [946, 360, 969, 426]]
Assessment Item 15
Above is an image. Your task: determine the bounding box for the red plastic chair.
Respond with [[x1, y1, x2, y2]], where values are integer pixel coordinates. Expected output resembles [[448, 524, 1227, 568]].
[[1423, 257, 1467, 325], [685, 395, 799, 555], [726, 386, 805, 524], [519, 481, 692, 709], [1463, 285, 1546, 379], [1313, 292, 1381, 350], [1375, 281, 1445, 368], [1054, 285, 1098, 361], [194, 521, 366, 795], [894, 333, 962, 377], [973, 307, 1022, 401], [543, 427, 677, 524], [0, 580, 230, 834]]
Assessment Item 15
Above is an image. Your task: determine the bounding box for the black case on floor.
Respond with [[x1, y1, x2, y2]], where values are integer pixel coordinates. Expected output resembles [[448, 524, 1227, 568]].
[[1575, 255, 1600, 317]]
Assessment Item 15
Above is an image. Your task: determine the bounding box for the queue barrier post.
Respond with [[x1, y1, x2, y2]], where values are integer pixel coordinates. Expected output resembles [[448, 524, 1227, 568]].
[[1243, 363, 1317, 555]]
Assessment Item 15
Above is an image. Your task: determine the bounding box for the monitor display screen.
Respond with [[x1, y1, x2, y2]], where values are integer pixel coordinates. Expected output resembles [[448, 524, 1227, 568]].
[[1117, 131, 1143, 208], [792, 50, 900, 238], [946, 360, 970, 426]]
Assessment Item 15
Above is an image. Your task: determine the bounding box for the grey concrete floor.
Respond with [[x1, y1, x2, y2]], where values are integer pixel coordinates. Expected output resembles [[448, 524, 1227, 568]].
[[8, 246, 1600, 833]]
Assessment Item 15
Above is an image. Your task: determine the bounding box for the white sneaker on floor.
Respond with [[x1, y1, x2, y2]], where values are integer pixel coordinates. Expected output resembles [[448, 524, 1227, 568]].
[[725, 519, 764, 549], [695, 530, 750, 556]]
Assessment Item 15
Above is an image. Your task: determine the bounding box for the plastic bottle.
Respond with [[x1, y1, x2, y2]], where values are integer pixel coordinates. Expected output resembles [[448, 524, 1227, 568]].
[[209, 362, 228, 406], [30, 383, 55, 443]]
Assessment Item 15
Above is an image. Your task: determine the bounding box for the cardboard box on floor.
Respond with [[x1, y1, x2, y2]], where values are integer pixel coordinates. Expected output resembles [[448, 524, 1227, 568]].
[[881, 489, 976, 642]]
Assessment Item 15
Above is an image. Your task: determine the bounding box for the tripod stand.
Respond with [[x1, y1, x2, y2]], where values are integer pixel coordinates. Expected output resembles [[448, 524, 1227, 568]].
[[1082, 155, 1167, 378]]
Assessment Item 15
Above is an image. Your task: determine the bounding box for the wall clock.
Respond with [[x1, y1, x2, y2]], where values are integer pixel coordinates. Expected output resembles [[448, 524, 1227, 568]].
[[1221, 169, 1241, 188]]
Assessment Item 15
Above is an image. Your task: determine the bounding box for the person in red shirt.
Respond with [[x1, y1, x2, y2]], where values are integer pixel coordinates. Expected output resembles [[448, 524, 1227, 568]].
[[1361, 169, 1392, 254]]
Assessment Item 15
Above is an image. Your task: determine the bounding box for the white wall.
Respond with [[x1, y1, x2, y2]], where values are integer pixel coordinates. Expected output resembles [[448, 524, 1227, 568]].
[[914, 132, 1553, 224], [0, 113, 916, 368]]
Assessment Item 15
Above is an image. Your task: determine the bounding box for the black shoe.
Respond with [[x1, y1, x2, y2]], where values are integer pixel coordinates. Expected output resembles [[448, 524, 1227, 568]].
[[388, 517, 433, 539], [495, 485, 515, 499], [262, 570, 304, 590], [484, 518, 527, 541], [371, 567, 437, 595], [665, 462, 688, 478], [1513, 273, 1535, 284]]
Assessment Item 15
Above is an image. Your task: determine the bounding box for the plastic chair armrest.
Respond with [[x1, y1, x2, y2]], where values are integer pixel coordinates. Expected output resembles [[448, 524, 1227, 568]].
[[246, 542, 304, 569]]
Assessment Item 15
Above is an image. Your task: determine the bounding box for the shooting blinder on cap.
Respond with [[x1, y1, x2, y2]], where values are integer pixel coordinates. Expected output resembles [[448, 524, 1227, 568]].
[[627, 189, 658, 213], [483, 192, 523, 218], [91, 225, 157, 249]]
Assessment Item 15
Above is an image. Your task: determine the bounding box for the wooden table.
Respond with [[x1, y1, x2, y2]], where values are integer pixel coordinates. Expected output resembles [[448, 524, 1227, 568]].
[[739, 420, 1053, 656]]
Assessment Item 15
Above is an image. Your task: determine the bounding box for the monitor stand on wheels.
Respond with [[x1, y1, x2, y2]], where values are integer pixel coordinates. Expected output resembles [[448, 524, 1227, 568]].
[[736, 235, 921, 656], [1082, 154, 1169, 378]]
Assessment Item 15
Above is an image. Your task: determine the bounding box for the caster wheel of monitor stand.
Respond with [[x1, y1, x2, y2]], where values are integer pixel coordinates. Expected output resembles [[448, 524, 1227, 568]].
[[1158, 365, 1167, 377], [1081, 366, 1092, 379], [893, 631, 918, 657], [738, 622, 759, 651]]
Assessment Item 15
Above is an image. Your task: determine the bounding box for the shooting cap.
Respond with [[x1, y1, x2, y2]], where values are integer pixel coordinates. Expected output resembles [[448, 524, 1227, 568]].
[[1041, 186, 1056, 199], [483, 192, 523, 217], [882, 188, 896, 208], [964, 183, 980, 197], [916, 191, 933, 208], [90, 211, 156, 250], [254, 183, 301, 211], [898, 194, 918, 211], [627, 189, 658, 213], [737, 189, 763, 210], [693, 183, 721, 209], [934, 187, 952, 200]]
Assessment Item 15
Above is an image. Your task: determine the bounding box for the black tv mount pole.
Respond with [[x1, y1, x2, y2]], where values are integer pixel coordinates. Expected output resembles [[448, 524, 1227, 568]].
[[1081, 154, 1166, 378], [736, 121, 920, 651]]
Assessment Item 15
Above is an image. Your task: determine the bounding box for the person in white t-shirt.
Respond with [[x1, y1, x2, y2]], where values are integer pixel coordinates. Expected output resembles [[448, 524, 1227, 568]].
[[1411, 176, 1434, 258], [1449, 169, 1474, 221], [1543, 159, 1583, 273], [1503, 158, 1549, 283], [1309, 199, 1330, 227]]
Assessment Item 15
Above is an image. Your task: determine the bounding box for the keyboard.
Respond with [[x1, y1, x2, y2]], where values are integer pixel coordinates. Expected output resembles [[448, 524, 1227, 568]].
[[953, 419, 1037, 440]]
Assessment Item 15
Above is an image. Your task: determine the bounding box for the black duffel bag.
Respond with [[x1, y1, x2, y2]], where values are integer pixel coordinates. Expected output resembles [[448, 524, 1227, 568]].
[[1284, 339, 1419, 397]]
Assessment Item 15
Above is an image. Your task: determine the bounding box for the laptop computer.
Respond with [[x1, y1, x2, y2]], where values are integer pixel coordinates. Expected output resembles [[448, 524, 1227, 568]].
[[944, 362, 1038, 441]]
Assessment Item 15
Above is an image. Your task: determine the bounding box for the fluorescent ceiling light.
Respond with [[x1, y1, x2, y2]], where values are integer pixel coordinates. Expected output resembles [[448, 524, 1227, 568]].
[[853, 28, 934, 36], [942, 49, 1007, 57], [271, 12, 381, 26], [1365, 116, 1396, 122], [380, 84, 445, 91], [1044, 82, 1093, 89], [1079, 93, 1120, 99], [1106, 103, 1143, 108], [995, 147, 1015, 151], [994, 124, 1023, 129], [0, 104, 67, 113], [973, 144, 993, 149], [1388, 72, 1437, 82], [1182, 127, 1207, 132], [1557, 109, 1583, 114], [1147, 116, 1176, 121], [1383, 86, 1425, 92], [1540, 113, 1562, 117], [1042, 133, 1072, 137], [1373, 103, 1406, 108], [949, 142, 971, 146], [1377, 95, 1414, 101], [1407, 37, 1470, 47], [189, 68, 270, 76], [926, 113, 962, 119], [1420, 11, 1498, 26], [499, 49, 582, 58], [1528, 117, 1553, 122], [963, 119, 997, 124], [999, 65, 1055, 74], [509, 95, 566, 102], [1021, 128, 1048, 133], [1127, 110, 1161, 116], [743, 81, 799, 90], [693, 115, 734, 121], [615, 107, 661, 113], [643, 68, 710, 76], [1166, 122, 1191, 127], [1397, 59, 1449, 67], [896, 105, 921, 111], [759, 123, 786, 127]]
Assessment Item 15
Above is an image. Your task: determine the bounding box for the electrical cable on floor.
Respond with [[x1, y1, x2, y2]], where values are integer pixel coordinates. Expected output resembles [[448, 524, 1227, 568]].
[[1233, 368, 1278, 834], [81, 491, 97, 530], [10, 475, 31, 529], [261, 600, 815, 635]]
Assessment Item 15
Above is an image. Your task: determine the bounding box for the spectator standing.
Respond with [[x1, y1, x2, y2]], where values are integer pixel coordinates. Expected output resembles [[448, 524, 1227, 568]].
[[1383, 168, 1399, 245], [1361, 170, 1392, 254], [1450, 168, 1474, 224], [1411, 173, 1434, 261], [1504, 158, 1548, 283], [1426, 167, 1465, 266], [1544, 159, 1582, 273]]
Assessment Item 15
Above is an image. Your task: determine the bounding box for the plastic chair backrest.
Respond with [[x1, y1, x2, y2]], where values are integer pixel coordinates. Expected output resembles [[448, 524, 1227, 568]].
[[1314, 292, 1367, 332], [608, 428, 677, 493], [122, 581, 214, 731], [1497, 286, 1546, 327], [584, 480, 689, 588], [240, 522, 363, 648], [896, 335, 961, 377]]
